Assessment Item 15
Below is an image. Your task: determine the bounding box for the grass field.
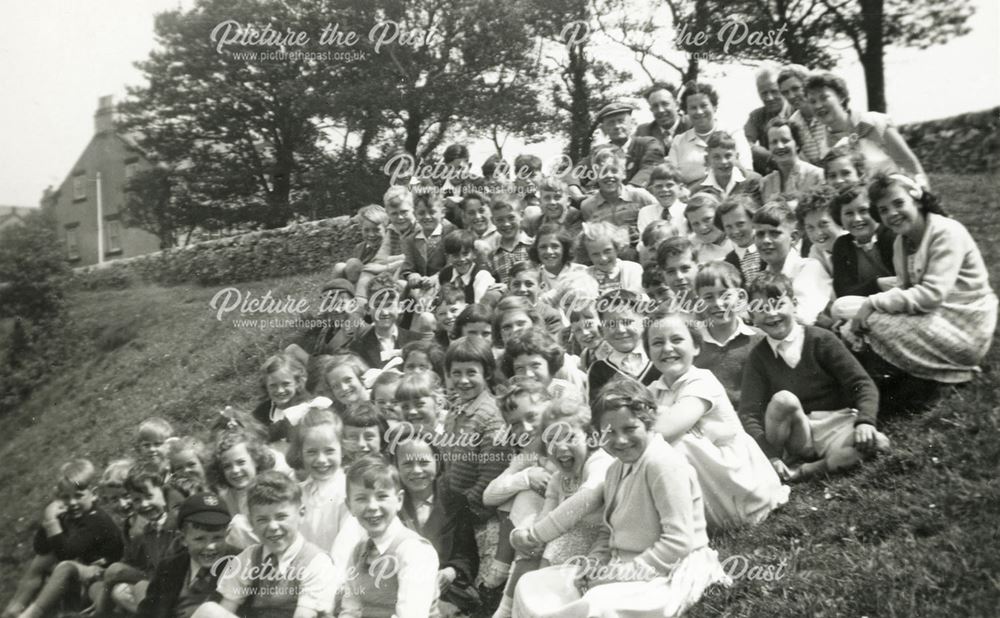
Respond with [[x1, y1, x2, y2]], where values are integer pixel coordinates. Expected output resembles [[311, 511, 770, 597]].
[[1, 173, 998, 617]]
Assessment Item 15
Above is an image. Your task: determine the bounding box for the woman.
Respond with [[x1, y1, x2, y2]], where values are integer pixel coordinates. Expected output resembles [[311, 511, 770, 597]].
[[668, 81, 753, 185], [805, 72, 929, 189], [829, 183, 896, 301], [531, 223, 586, 305], [509, 379, 729, 617], [849, 174, 997, 384]]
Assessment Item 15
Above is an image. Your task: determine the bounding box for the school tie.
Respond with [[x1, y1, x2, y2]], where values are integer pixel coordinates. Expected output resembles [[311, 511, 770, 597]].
[[740, 249, 761, 284], [261, 552, 278, 578], [191, 567, 213, 595], [363, 539, 379, 569]]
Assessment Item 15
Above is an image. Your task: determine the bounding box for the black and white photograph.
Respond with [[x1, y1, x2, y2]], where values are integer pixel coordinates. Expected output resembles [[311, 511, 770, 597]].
[[0, 0, 997, 616]]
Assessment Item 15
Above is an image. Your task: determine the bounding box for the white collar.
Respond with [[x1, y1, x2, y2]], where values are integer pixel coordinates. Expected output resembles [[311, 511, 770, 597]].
[[415, 222, 443, 240], [702, 167, 746, 194], [262, 532, 305, 569], [699, 319, 757, 347], [766, 322, 805, 367], [367, 517, 406, 555], [732, 243, 757, 259], [375, 325, 398, 342]]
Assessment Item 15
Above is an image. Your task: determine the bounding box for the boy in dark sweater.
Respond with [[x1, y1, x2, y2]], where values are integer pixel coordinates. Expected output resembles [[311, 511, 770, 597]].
[[740, 273, 889, 482], [3, 459, 124, 618]]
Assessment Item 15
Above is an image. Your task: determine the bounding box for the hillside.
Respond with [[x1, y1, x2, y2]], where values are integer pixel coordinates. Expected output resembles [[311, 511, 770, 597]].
[[1, 173, 999, 616]]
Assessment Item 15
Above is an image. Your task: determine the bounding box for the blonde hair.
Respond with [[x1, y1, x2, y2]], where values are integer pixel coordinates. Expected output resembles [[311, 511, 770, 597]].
[[357, 204, 389, 226], [286, 407, 344, 470], [138, 417, 174, 443], [581, 221, 629, 253], [382, 186, 414, 209], [100, 458, 134, 487], [59, 458, 97, 490]]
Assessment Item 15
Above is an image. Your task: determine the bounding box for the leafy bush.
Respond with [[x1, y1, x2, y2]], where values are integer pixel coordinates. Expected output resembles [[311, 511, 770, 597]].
[[0, 211, 69, 320]]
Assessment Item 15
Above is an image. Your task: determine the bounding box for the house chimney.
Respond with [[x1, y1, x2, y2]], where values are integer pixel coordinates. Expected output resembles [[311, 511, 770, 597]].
[[95, 95, 115, 134]]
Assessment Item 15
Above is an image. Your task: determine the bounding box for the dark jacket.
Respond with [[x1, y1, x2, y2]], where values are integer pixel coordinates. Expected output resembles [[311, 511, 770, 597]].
[[633, 116, 693, 155], [831, 226, 897, 298], [568, 137, 667, 190], [348, 324, 423, 369], [137, 550, 235, 618]]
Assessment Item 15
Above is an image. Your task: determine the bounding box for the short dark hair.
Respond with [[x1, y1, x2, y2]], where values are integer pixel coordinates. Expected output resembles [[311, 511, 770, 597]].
[[795, 184, 839, 227], [644, 81, 678, 100], [247, 470, 302, 509], [591, 377, 657, 430], [867, 173, 946, 224], [346, 455, 401, 495], [746, 271, 795, 302], [680, 80, 719, 110], [501, 327, 565, 377], [443, 143, 470, 164], [528, 223, 575, 267], [765, 117, 803, 149], [452, 303, 494, 340], [753, 202, 796, 228], [443, 229, 477, 255], [656, 235, 696, 269], [445, 336, 496, 379], [124, 459, 166, 493], [827, 182, 868, 224], [715, 194, 758, 230], [805, 72, 850, 110]]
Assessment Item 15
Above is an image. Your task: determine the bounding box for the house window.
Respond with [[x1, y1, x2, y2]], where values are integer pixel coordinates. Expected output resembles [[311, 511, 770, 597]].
[[66, 225, 80, 260], [105, 220, 122, 253], [73, 175, 86, 200], [125, 162, 139, 181]]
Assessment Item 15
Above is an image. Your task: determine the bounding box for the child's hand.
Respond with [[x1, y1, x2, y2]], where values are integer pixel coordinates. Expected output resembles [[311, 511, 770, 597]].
[[487, 282, 508, 296], [510, 528, 542, 556], [853, 423, 879, 453], [436, 567, 457, 590], [78, 563, 105, 584], [43, 499, 67, 521], [406, 273, 422, 288], [527, 468, 552, 495], [770, 458, 793, 482]]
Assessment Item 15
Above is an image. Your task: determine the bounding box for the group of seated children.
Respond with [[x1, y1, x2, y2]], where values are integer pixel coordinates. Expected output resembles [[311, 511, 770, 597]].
[[5, 131, 995, 618]]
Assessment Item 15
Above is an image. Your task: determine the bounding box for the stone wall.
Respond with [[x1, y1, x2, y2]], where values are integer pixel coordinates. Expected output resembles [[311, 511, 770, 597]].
[[899, 107, 999, 174], [71, 216, 359, 289]]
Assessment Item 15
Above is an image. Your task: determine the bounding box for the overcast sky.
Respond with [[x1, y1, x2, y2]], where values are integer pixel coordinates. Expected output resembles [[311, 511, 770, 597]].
[[1, 0, 997, 206]]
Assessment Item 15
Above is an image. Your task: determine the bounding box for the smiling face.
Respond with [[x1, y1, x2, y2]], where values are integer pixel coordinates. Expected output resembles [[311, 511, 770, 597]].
[[600, 308, 642, 354], [571, 314, 601, 350], [403, 351, 433, 375], [511, 270, 541, 304], [540, 190, 566, 221], [536, 233, 565, 272], [687, 205, 723, 244], [778, 76, 807, 111], [512, 353, 553, 386], [767, 125, 798, 164], [370, 296, 400, 331], [596, 161, 625, 196], [137, 436, 168, 463], [326, 366, 365, 406], [372, 384, 400, 420], [803, 209, 842, 252], [600, 407, 650, 464], [130, 479, 167, 522], [545, 423, 589, 478], [505, 393, 547, 445], [754, 221, 795, 269], [500, 310, 534, 344], [448, 360, 487, 402], [662, 250, 697, 296], [806, 86, 848, 127], [446, 248, 476, 275], [826, 156, 861, 191], [647, 89, 679, 128], [875, 184, 924, 238], [343, 425, 381, 462], [414, 202, 441, 235], [181, 523, 228, 569], [57, 483, 96, 520], [493, 207, 522, 241], [749, 293, 796, 340], [585, 237, 619, 273], [697, 281, 742, 326], [436, 300, 467, 331], [348, 479, 403, 538], [221, 442, 257, 490], [169, 449, 206, 480], [266, 368, 300, 408], [600, 111, 633, 145], [647, 317, 699, 384], [462, 200, 491, 235], [757, 76, 784, 113], [361, 220, 385, 245], [396, 440, 437, 495], [720, 207, 754, 249], [706, 146, 736, 180], [399, 395, 439, 434], [839, 194, 878, 244], [302, 424, 342, 481], [648, 178, 679, 208], [98, 483, 133, 520], [250, 500, 302, 555], [685, 93, 716, 133], [385, 200, 415, 229]]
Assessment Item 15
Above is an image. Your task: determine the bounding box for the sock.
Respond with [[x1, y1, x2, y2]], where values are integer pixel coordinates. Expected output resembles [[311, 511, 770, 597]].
[[482, 560, 511, 588], [493, 594, 514, 618]]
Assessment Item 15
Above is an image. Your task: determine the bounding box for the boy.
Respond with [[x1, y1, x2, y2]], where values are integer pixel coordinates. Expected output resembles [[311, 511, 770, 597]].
[[796, 184, 846, 276], [340, 456, 440, 618], [684, 192, 733, 264], [88, 460, 178, 615], [460, 192, 499, 254], [693, 131, 762, 200], [349, 287, 421, 370], [579, 149, 658, 249], [636, 163, 687, 237], [436, 229, 496, 304], [718, 194, 764, 286], [401, 187, 455, 288], [384, 185, 419, 258], [137, 417, 175, 466], [193, 472, 335, 618], [331, 204, 395, 302], [5, 459, 124, 618], [508, 263, 564, 339], [740, 273, 889, 481], [137, 493, 234, 618], [512, 153, 544, 215], [488, 198, 533, 284], [587, 289, 661, 401], [655, 236, 700, 310], [525, 176, 583, 238], [314, 278, 364, 355], [752, 202, 833, 325], [442, 337, 513, 523]]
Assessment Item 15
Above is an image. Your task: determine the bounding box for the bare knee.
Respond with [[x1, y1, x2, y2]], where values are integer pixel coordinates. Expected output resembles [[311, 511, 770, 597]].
[[767, 391, 802, 419]]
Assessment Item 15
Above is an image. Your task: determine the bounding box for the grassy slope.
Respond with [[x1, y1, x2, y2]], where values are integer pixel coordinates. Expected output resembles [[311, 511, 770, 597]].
[[1, 173, 999, 616]]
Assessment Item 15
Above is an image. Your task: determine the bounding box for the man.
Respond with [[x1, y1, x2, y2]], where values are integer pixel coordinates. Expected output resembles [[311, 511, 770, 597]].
[[566, 101, 666, 198], [777, 64, 829, 165], [634, 82, 692, 154], [744, 66, 792, 175]]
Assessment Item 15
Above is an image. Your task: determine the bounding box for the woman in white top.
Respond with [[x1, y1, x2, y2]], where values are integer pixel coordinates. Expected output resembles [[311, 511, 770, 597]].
[[668, 80, 753, 185]]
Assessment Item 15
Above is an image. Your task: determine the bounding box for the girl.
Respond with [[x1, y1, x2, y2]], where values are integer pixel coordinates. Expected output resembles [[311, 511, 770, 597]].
[[316, 353, 370, 415], [252, 348, 332, 444], [820, 144, 866, 192], [511, 378, 729, 617], [286, 407, 351, 553], [209, 406, 295, 477], [566, 300, 609, 370], [760, 117, 824, 203], [371, 369, 403, 424], [97, 458, 135, 529], [164, 436, 208, 482], [401, 340, 447, 382], [452, 303, 495, 345], [847, 174, 998, 385], [501, 328, 583, 402], [495, 299, 588, 394], [502, 401, 613, 618], [829, 183, 897, 302], [646, 312, 789, 529], [796, 184, 847, 276], [206, 428, 275, 549], [530, 224, 586, 304], [394, 437, 481, 616], [394, 370, 447, 438], [340, 402, 390, 465], [581, 221, 644, 296]]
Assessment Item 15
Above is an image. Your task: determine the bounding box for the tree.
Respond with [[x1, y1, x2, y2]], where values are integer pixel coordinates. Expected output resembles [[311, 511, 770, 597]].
[[0, 211, 68, 322], [118, 0, 340, 229]]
